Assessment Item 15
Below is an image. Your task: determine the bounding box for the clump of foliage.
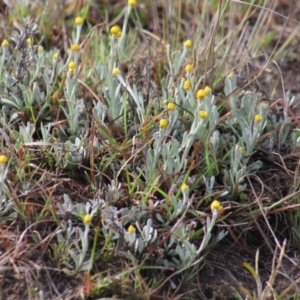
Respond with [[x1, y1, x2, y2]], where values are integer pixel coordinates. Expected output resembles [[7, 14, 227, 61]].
[[0, 0, 300, 299]]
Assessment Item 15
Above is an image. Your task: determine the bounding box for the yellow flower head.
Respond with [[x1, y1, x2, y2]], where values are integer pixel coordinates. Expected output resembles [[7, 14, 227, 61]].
[[2, 39, 9, 47], [196, 86, 211, 100], [184, 39, 193, 48], [128, 224, 136, 233], [38, 45, 44, 52], [0, 155, 8, 164], [183, 79, 191, 90], [68, 61, 76, 71], [128, 0, 137, 6], [167, 102, 175, 110], [254, 114, 262, 122], [71, 43, 80, 51], [83, 214, 92, 225], [196, 89, 206, 100], [199, 110, 208, 119], [210, 199, 223, 212], [27, 37, 33, 45], [53, 52, 59, 59], [185, 64, 193, 72], [238, 146, 244, 152], [110, 25, 122, 37], [75, 17, 84, 25], [159, 119, 168, 128], [228, 71, 234, 78], [204, 86, 211, 94], [181, 183, 189, 192], [112, 67, 121, 76]]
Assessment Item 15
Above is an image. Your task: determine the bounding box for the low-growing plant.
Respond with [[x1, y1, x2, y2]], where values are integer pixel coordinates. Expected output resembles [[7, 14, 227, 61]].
[[1, 0, 300, 299]]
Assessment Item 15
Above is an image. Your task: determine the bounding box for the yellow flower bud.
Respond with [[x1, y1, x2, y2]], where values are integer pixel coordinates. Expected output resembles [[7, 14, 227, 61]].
[[38, 45, 44, 52], [167, 102, 175, 110], [128, 0, 137, 6], [75, 17, 84, 25], [254, 114, 262, 122], [112, 67, 121, 76], [196, 86, 211, 100], [68, 61, 76, 71], [199, 110, 208, 119], [2, 39, 9, 47], [159, 119, 168, 128], [196, 89, 206, 100], [71, 43, 80, 51], [181, 183, 189, 192], [184, 40, 193, 48], [0, 155, 8, 164], [128, 224, 136, 233], [210, 199, 223, 212], [83, 214, 92, 225], [185, 64, 193, 72], [183, 79, 191, 90], [53, 52, 59, 59], [110, 25, 122, 37], [27, 37, 33, 45], [204, 86, 211, 94]]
